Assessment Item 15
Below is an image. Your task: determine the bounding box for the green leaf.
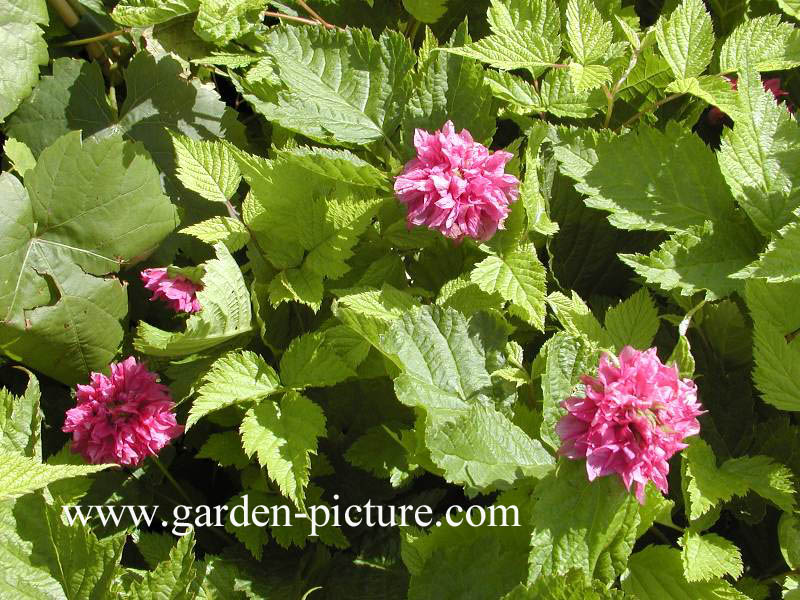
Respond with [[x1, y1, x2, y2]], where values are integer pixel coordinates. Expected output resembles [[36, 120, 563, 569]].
[[404, 23, 495, 147], [180, 216, 250, 252], [0, 0, 48, 122], [719, 15, 800, 72], [384, 306, 554, 492], [718, 68, 800, 235], [529, 460, 640, 584], [506, 570, 631, 599], [240, 392, 326, 509], [279, 331, 357, 389], [621, 545, 749, 599], [665, 75, 740, 121], [470, 243, 547, 330], [333, 284, 420, 350], [0, 371, 42, 458], [135, 244, 252, 357], [654, 0, 714, 79], [567, 63, 612, 92], [487, 69, 601, 118], [345, 425, 419, 487], [188, 351, 281, 428], [565, 0, 613, 64], [683, 437, 796, 521], [680, 531, 743, 582], [778, 0, 800, 20], [194, 0, 265, 44], [263, 26, 415, 145], [402, 0, 447, 23], [442, 0, 562, 75], [546, 291, 611, 347], [129, 530, 201, 600], [604, 289, 660, 351], [744, 219, 800, 282], [274, 146, 390, 190], [427, 403, 555, 490], [112, 0, 199, 25], [0, 494, 125, 600], [779, 512, 800, 569], [4, 139, 36, 178], [578, 123, 735, 232], [196, 431, 250, 468], [0, 133, 177, 384], [0, 452, 113, 500], [619, 220, 759, 300], [170, 133, 242, 203]]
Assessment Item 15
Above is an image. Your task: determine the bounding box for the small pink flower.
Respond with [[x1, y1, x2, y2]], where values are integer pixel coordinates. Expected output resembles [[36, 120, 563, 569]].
[[556, 346, 703, 503], [708, 76, 792, 125], [63, 357, 184, 466], [141, 268, 201, 313], [394, 121, 519, 242]]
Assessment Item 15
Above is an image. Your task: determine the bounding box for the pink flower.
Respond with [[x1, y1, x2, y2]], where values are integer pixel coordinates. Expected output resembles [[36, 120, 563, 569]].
[[141, 268, 201, 313], [394, 121, 519, 242], [708, 76, 792, 125], [556, 346, 703, 503], [63, 357, 184, 466]]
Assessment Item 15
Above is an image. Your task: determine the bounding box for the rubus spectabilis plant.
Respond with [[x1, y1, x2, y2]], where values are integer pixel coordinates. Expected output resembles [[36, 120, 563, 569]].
[[1, 0, 800, 597]]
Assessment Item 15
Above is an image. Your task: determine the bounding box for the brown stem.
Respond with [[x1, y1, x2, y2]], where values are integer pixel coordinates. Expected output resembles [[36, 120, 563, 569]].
[[295, 0, 334, 28], [618, 93, 684, 131], [264, 11, 323, 27], [58, 29, 127, 46]]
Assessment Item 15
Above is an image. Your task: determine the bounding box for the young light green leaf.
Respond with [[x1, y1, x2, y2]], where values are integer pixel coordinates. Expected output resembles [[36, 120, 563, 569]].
[[0, 0, 48, 122], [135, 244, 252, 357], [0, 370, 41, 458], [779, 512, 800, 570], [274, 146, 390, 190], [0, 133, 178, 385], [170, 133, 242, 203], [345, 425, 419, 487], [0, 452, 113, 500], [529, 459, 640, 584], [683, 437, 795, 521], [680, 531, 743, 582], [566, 0, 613, 64], [718, 68, 800, 235], [129, 530, 201, 599], [196, 431, 250, 468], [777, 0, 800, 20], [194, 0, 265, 44], [180, 216, 250, 252], [442, 0, 561, 75], [743, 219, 800, 282], [470, 243, 547, 330], [719, 15, 800, 72], [604, 289, 659, 351], [4, 138, 36, 178], [655, 0, 715, 79], [621, 545, 749, 599], [263, 26, 415, 145], [188, 351, 281, 428], [279, 331, 356, 389], [567, 63, 613, 92], [112, 0, 199, 25], [240, 392, 326, 509]]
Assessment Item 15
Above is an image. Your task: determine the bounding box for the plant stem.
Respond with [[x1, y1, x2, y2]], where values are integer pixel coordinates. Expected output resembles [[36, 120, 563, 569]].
[[58, 29, 127, 46], [295, 0, 335, 28], [152, 456, 193, 505], [602, 85, 615, 129], [264, 11, 323, 27], [618, 93, 684, 131]]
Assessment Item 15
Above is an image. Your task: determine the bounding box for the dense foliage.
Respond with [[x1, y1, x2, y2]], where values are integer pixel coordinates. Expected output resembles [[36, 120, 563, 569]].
[[2, 0, 800, 597]]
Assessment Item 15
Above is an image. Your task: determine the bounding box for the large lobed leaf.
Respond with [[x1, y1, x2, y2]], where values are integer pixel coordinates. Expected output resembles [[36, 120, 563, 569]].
[[0, 0, 48, 122]]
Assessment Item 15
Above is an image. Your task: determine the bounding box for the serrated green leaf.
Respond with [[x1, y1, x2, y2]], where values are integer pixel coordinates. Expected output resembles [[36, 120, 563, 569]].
[[402, 0, 447, 23], [743, 218, 800, 282], [0, 0, 48, 122], [0, 371, 41, 458], [263, 26, 415, 145], [188, 350, 281, 428], [779, 512, 800, 569], [112, 0, 199, 25], [719, 15, 800, 72], [567, 63, 613, 92], [680, 531, 743, 582], [683, 437, 796, 520], [777, 0, 800, 19], [442, 0, 561, 75], [180, 216, 250, 252], [135, 244, 252, 357], [718, 68, 800, 236], [506, 570, 631, 599], [0, 133, 177, 384], [279, 331, 356, 389], [196, 431, 250, 468], [345, 425, 418, 487], [4, 139, 36, 178], [529, 460, 640, 584], [470, 244, 547, 330], [621, 545, 749, 599], [666, 75, 740, 120], [0, 494, 125, 600], [566, 0, 613, 64], [404, 22, 495, 147], [0, 452, 113, 500], [240, 392, 326, 509], [171, 133, 241, 203], [267, 266, 324, 311], [546, 291, 611, 347], [604, 289, 659, 351], [194, 0, 265, 44], [655, 0, 714, 79], [129, 530, 201, 599], [274, 146, 390, 190]]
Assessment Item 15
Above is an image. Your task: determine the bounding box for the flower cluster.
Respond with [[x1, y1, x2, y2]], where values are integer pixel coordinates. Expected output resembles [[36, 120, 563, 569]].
[[63, 357, 183, 466], [556, 346, 703, 503], [141, 268, 202, 314], [394, 121, 519, 242]]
